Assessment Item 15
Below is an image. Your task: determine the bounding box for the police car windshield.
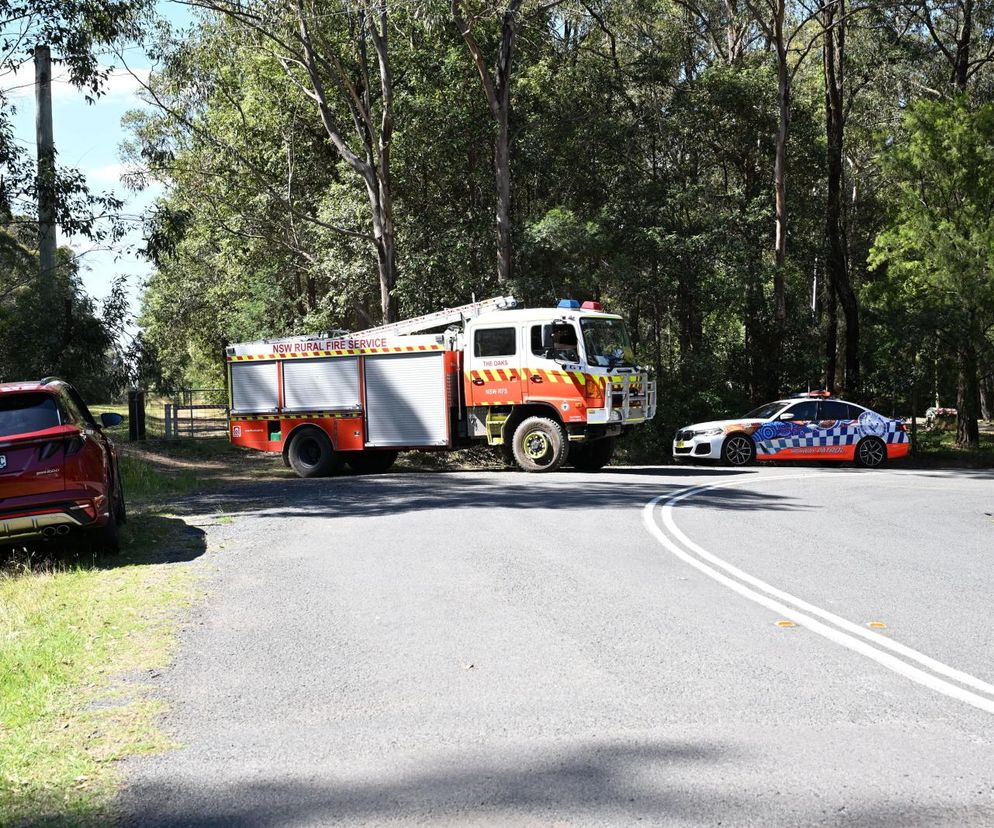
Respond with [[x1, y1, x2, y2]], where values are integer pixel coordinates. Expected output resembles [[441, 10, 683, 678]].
[[743, 401, 789, 419], [580, 318, 635, 368]]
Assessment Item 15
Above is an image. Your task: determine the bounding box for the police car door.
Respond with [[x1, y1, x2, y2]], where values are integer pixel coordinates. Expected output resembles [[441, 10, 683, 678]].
[[776, 399, 820, 458]]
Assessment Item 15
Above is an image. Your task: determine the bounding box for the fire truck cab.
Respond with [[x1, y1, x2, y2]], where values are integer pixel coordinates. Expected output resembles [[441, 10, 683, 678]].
[[226, 297, 655, 476]]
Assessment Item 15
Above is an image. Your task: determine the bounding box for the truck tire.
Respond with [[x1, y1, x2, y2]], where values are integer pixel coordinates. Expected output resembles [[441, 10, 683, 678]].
[[287, 427, 343, 478], [570, 437, 616, 472], [512, 416, 567, 473], [346, 450, 398, 475]]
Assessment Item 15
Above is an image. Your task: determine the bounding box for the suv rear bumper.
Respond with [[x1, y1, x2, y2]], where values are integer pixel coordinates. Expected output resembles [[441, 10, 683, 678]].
[[0, 490, 109, 542]]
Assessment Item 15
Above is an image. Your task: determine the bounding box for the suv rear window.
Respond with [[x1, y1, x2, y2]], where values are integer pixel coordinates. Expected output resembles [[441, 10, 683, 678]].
[[0, 393, 62, 437]]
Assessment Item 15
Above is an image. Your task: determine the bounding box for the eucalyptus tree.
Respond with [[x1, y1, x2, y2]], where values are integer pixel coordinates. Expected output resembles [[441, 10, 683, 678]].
[[870, 98, 994, 447], [152, 0, 401, 322]]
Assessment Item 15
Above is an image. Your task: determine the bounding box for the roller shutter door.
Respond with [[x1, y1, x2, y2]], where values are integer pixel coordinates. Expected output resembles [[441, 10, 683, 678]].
[[364, 353, 448, 447], [230, 361, 279, 413], [283, 358, 360, 411]]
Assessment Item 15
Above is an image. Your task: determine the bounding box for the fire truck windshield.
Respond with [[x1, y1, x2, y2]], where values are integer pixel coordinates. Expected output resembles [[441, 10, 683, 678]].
[[580, 318, 635, 368]]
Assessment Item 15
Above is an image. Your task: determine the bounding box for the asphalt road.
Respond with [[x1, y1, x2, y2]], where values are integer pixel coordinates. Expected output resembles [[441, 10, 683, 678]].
[[119, 464, 994, 827]]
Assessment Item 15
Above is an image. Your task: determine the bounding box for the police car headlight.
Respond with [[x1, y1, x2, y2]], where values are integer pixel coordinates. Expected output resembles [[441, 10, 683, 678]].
[[703, 428, 723, 437]]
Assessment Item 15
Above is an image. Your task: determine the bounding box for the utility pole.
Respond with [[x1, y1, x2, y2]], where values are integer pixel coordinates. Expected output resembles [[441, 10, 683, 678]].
[[35, 44, 57, 282]]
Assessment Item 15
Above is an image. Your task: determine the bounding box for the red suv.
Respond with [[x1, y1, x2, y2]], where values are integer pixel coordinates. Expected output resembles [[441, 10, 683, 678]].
[[0, 378, 125, 553]]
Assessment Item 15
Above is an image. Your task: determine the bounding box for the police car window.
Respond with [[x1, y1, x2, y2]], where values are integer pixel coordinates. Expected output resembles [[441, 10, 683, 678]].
[[744, 401, 789, 419], [819, 400, 852, 421], [845, 403, 865, 420], [474, 327, 516, 357], [785, 401, 819, 420]]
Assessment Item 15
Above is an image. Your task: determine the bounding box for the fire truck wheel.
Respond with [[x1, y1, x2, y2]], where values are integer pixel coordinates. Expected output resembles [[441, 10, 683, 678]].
[[345, 450, 398, 475], [287, 427, 344, 478], [512, 416, 568, 473], [570, 437, 616, 472]]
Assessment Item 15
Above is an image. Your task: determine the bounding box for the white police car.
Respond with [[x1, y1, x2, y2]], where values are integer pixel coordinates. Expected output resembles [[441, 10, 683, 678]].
[[673, 392, 910, 468]]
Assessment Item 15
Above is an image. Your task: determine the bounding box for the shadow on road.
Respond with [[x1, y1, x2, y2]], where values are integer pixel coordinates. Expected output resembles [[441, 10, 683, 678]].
[[165, 469, 811, 522], [121, 738, 733, 827]]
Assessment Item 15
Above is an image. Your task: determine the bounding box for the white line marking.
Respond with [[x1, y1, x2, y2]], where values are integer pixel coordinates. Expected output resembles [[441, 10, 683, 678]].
[[642, 473, 994, 714]]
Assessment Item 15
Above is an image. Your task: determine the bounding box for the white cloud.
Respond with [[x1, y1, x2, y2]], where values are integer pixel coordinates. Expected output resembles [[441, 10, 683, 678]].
[[1, 61, 149, 103], [86, 162, 139, 184]]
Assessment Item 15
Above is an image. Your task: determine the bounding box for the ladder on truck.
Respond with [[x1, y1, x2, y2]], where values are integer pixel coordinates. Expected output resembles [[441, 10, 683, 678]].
[[349, 296, 517, 338]]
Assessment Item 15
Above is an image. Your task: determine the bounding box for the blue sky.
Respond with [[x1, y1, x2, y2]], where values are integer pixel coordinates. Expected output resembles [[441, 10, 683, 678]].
[[5, 1, 193, 329]]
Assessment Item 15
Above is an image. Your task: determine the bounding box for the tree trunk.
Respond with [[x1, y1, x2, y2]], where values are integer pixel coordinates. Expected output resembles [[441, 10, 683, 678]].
[[980, 371, 993, 421], [495, 109, 512, 284], [773, 30, 789, 323], [452, 0, 522, 287], [366, 175, 398, 322], [956, 339, 980, 448], [953, 0, 973, 91], [824, 272, 837, 391], [822, 0, 859, 393]]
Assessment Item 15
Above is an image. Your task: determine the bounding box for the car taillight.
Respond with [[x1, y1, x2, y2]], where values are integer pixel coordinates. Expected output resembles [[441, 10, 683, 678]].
[[39, 441, 62, 460], [70, 499, 96, 520], [65, 435, 86, 456], [896, 422, 907, 432]]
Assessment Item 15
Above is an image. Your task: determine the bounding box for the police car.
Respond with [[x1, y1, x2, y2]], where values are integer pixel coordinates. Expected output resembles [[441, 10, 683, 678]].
[[673, 392, 910, 468]]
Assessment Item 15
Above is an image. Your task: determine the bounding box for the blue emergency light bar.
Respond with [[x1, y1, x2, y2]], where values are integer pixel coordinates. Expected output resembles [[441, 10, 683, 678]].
[[558, 299, 581, 309]]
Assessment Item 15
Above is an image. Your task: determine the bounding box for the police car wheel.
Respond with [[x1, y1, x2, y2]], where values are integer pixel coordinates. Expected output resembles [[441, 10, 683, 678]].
[[721, 433, 755, 466], [288, 427, 343, 478], [512, 416, 567, 473], [346, 450, 398, 475], [855, 436, 887, 469], [570, 437, 615, 472]]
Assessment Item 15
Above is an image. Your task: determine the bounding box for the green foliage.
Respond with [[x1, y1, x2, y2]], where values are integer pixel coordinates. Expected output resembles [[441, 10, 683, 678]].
[[129, 0, 994, 445], [870, 98, 994, 332], [868, 97, 994, 438], [0, 221, 128, 398]]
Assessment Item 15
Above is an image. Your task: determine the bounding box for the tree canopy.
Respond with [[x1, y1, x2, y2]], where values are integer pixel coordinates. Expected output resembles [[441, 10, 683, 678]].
[[7, 0, 986, 446]]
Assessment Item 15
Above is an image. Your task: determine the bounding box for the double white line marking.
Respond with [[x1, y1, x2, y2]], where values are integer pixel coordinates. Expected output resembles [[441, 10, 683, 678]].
[[643, 474, 994, 714]]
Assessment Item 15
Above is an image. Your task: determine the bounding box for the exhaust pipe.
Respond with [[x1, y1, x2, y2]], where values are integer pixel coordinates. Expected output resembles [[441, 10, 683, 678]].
[[42, 526, 57, 537], [56, 525, 70, 535]]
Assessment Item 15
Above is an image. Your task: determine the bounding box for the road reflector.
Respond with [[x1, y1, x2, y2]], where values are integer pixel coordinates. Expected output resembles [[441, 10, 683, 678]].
[[867, 621, 887, 629], [775, 620, 797, 628]]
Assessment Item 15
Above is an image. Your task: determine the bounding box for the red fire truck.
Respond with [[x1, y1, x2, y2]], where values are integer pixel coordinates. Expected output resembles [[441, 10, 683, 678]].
[[226, 297, 656, 476]]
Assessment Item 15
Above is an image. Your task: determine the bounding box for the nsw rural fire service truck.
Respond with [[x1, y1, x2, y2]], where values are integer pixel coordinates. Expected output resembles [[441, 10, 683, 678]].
[[226, 297, 656, 476]]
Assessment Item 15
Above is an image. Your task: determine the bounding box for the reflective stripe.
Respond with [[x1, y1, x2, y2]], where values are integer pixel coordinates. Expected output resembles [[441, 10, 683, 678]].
[[228, 345, 444, 361]]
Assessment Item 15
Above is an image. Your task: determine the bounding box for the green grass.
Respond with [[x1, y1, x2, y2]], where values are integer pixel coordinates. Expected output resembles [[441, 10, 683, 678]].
[[0, 445, 214, 826], [914, 425, 994, 467]]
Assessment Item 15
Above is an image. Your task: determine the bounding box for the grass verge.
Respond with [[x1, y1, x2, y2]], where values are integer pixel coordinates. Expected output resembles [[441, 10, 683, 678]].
[[0, 440, 226, 826], [914, 426, 994, 468]]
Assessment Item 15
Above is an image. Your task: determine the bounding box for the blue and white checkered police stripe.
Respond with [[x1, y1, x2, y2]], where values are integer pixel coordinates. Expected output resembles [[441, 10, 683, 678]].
[[757, 419, 908, 451], [884, 423, 909, 443]]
